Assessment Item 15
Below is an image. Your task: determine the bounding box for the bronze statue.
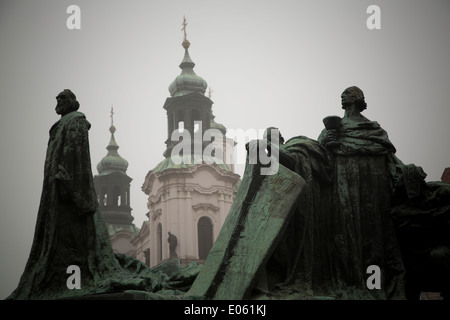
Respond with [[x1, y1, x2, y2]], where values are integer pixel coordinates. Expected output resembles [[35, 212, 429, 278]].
[[254, 86, 406, 299], [8, 90, 161, 299], [189, 86, 450, 300], [265, 86, 450, 299], [10, 88, 448, 300]]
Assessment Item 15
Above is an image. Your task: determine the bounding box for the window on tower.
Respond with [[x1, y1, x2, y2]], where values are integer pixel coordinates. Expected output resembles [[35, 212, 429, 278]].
[[113, 185, 121, 206], [192, 109, 201, 133], [178, 121, 185, 133]]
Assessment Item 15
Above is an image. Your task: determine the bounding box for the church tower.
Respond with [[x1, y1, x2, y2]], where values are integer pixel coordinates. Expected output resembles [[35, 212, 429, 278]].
[[94, 107, 139, 257], [138, 18, 240, 268]]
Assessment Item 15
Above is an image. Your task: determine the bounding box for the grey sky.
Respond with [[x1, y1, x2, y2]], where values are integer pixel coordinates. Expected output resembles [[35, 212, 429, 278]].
[[0, 0, 449, 299]]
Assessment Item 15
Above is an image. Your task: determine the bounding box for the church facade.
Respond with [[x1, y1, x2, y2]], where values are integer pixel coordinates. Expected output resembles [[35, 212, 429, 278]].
[[134, 32, 240, 267], [94, 33, 240, 267]]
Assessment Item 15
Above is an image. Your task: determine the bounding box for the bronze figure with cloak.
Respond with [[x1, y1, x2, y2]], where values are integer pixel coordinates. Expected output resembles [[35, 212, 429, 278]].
[[8, 90, 161, 300], [188, 86, 450, 300]]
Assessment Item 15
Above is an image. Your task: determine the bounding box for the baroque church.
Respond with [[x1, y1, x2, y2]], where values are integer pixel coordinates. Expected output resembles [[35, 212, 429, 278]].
[[92, 21, 449, 299], [94, 21, 240, 268]]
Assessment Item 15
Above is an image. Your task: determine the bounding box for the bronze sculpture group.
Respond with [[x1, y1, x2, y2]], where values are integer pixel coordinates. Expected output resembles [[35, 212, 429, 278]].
[[7, 87, 450, 300]]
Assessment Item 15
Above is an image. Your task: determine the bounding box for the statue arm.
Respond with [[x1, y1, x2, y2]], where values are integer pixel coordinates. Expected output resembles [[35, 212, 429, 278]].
[[318, 128, 339, 149]]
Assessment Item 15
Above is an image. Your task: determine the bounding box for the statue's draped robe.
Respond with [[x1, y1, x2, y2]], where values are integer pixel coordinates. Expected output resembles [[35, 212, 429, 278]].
[[267, 118, 407, 299], [264, 136, 335, 296], [8, 112, 158, 300], [321, 119, 406, 299]]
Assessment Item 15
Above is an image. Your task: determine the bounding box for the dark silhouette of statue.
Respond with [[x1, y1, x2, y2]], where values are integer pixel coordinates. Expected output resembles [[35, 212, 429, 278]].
[[7, 90, 160, 300], [188, 86, 450, 300], [251, 86, 405, 299], [264, 86, 450, 299], [168, 232, 178, 259]]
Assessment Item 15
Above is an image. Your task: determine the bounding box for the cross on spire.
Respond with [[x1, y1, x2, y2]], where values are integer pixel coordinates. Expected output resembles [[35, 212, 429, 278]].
[[109, 105, 116, 134], [110, 105, 114, 126], [182, 16, 188, 41]]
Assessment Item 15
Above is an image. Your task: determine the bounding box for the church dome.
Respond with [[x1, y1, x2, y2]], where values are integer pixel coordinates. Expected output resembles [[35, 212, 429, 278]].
[[151, 154, 231, 175], [169, 40, 208, 97], [97, 125, 129, 175]]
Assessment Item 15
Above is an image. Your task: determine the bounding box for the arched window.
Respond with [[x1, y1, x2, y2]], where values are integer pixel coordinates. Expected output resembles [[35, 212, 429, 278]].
[[113, 185, 121, 206], [100, 187, 108, 206], [157, 223, 162, 263], [178, 121, 185, 133], [192, 109, 201, 133], [198, 217, 213, 260], [177, 110, 185, 132]]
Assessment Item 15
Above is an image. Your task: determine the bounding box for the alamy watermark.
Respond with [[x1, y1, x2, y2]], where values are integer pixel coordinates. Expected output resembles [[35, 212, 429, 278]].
[[66, 5, 381, 31], [66, 265, 81, 289], [66, 5, 81, 30], [366, 5, 381, 30], [169, 122, 280, 175], [366, 264, 381, 290], [65, 263, 381, 291]]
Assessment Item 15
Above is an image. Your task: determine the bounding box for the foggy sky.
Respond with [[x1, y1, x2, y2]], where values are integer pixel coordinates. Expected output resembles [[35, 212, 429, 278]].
[[0, 0, 449, 299]]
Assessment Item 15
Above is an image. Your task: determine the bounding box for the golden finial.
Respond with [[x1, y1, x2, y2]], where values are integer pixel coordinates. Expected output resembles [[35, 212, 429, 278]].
[[181, 15, 190, 49]]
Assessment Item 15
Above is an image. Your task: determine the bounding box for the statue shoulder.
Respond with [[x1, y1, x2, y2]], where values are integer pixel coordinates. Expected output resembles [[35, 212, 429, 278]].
[[67, 111, 86, 121], [63, 111, 91, 130]]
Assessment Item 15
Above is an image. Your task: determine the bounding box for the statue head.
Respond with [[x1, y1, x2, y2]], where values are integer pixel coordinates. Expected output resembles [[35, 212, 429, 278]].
[[55, 89, 80, 116], [341, 86, 367, 112]]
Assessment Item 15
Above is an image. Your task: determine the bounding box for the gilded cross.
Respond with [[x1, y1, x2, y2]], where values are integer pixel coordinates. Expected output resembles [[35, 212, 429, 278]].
[[110, 105, 114, 126], [181, 16, 188, 41]]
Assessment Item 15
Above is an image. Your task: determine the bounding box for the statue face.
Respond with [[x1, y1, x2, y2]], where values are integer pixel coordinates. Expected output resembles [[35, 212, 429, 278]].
[[55, 91, 73, 116], [341, 86, 367, 112], [341, 88, 358, 106]]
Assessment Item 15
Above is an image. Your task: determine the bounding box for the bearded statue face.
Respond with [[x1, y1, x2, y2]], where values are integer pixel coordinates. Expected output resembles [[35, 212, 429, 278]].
[[55, 89, 79, 116]]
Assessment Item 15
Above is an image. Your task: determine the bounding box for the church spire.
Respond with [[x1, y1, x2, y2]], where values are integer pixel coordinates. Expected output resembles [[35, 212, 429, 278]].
[[169, 16, 207, 97], [97, 106, 129, 175], [110, 105, 115, 130], [94, 107, 137, 236], [182, 15, 189, 48]]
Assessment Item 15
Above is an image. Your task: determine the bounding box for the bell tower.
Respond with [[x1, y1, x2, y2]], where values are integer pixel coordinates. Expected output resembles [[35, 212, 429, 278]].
[[94, 107, 139, 256], [163, 16, 219, 159], [138, 17, 240, 268]]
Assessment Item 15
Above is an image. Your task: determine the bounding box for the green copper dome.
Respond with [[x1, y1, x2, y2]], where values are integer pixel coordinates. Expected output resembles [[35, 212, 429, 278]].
[[97, 125, 129, 175], [169, 40, 208, 97]]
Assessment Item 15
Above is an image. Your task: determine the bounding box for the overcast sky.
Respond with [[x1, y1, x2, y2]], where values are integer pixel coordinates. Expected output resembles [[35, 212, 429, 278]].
[[0, 0, 449, 299]]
